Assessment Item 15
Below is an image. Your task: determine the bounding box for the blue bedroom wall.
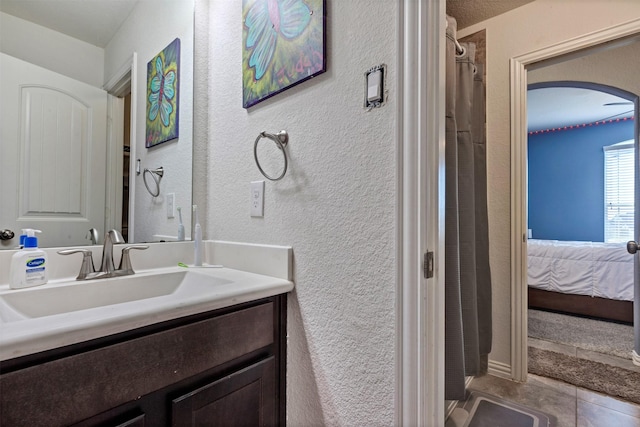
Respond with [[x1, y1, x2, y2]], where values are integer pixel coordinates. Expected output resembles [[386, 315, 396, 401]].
[[528, 120, 634, 242]]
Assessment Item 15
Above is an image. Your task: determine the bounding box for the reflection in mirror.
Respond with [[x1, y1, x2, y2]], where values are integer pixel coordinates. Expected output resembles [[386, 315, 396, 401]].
[[0, 0, 194, 249]]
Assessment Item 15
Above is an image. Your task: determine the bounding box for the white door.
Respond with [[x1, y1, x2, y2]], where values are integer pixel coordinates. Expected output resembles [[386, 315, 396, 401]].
[[0, 53, 107, 249]]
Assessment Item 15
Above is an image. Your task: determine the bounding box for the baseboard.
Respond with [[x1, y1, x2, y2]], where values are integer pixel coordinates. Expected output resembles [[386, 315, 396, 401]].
[[488, 359, 512, 379], [633, 350, 640, 367]]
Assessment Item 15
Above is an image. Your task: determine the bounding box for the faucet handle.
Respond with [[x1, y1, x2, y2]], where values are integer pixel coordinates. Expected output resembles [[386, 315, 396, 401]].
[[118, 245, 149, 275], [58, 249, 95, 280]]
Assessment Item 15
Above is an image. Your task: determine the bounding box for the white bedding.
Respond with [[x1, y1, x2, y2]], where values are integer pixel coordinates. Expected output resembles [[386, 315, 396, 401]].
[[527, 239, 634, 301]]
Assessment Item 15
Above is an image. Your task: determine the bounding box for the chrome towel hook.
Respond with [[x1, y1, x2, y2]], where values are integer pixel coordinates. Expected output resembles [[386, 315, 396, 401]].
[[254, 130, 289, 181], [143, 166, 164, 197]]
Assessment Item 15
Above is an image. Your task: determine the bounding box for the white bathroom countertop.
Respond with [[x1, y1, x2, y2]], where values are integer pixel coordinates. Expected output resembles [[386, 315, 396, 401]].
[[0, 240, 294, 361]]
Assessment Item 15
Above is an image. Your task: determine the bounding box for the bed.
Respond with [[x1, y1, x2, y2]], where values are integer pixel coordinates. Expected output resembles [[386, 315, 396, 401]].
[[527, 239, 635, 323]]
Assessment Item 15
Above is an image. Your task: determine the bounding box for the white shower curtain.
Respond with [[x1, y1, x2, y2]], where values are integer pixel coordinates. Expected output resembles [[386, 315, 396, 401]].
[[444, 17, 492, 401]]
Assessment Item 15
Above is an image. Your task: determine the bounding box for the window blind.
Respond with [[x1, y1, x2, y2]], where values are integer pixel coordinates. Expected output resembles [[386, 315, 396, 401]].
[[604, 140, 634, 243]]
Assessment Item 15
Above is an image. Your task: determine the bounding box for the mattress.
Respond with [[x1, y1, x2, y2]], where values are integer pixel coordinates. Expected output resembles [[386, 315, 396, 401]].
[[527, 239, 634, 301]]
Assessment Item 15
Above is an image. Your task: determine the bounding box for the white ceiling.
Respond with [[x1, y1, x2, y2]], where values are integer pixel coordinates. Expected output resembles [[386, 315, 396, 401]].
[[447, 0, 536, 29], [0, 0, 138, 48], [527, 87, 634, 132]]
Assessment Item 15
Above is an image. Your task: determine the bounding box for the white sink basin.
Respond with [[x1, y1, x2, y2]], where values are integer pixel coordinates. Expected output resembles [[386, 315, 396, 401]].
[[0, 241, 294, 362], [0, 270, 231, 320]]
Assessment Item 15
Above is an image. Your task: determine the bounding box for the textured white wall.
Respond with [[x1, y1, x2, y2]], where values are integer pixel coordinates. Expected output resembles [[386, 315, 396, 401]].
[[0, 12, 104, 87], [104, 0, 194, 243], [204, 0, 397, 424], [457, 0, 640, 369], [528, 41, 640, 95]]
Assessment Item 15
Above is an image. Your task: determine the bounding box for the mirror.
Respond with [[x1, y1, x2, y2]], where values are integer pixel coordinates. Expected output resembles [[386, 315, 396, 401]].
[[0, 0, 194, 249]]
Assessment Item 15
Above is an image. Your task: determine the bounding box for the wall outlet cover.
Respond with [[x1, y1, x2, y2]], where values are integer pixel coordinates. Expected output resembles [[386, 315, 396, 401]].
[[167, 193, 175, 218], [251, 181, 264, 217]]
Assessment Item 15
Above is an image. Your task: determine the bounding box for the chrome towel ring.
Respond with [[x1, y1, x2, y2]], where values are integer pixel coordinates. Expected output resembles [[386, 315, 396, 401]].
[[254, 130, 289, 181], [143, 166, 164, 197]]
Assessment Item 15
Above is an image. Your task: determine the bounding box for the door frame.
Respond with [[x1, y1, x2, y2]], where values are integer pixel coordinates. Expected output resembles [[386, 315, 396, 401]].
[[397, 0, 445, 425], [104, 94, 125, 236], [510, 18, 640, 382], [103, 53, 138, 243]]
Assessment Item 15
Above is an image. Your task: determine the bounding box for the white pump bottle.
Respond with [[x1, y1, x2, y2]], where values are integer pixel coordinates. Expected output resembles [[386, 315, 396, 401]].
[[9, 229, 49, 289]]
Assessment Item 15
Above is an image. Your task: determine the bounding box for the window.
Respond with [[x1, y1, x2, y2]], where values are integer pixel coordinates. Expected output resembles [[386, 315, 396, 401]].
[[604, 140, 634, 243]]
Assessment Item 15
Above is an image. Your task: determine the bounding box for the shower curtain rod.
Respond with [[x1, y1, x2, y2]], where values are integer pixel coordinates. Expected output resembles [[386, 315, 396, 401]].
[[446, 18, 465, 55]]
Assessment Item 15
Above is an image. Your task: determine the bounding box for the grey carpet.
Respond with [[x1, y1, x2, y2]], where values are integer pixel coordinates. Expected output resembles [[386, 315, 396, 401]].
[[529, 346, 640, 404], [528, 309, 634, 359]]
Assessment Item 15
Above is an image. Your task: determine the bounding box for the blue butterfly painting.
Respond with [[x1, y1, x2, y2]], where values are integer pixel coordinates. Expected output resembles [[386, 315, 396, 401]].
[[243, 0, 325, 108], [148, 56, 176, 127], [146, 38, 180, 147]]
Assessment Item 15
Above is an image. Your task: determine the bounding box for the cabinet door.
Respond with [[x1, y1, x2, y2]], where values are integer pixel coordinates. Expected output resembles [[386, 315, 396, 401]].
[[72, 410, 146, 427], [172, 357, 276, 427]]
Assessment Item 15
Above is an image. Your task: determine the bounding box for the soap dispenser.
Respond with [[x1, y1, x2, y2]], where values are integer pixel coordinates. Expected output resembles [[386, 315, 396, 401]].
[[9, 229, 49, 289], [17, 228, 28, 249]]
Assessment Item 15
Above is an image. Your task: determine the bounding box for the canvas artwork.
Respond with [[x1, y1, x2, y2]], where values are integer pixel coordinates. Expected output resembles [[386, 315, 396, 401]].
[[146, 38, 180, 148], [242, 0, 326, 108]]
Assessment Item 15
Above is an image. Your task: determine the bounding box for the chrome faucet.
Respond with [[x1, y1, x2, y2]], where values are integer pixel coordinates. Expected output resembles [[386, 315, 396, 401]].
[[86, 228, 99, 245], [59, 229, 148, 280], [99, 229, 125, 275]]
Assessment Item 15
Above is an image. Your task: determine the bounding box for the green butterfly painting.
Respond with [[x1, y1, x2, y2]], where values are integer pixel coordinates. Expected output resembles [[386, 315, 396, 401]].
[[242, 0, 325, 108], [146, 38, 180, 147]]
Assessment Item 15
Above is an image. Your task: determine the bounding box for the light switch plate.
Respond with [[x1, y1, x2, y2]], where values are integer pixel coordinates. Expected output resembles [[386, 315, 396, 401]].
[[367, 69, 382, 102], [364, 64, 386, 109], [251, 181, 264, 217]]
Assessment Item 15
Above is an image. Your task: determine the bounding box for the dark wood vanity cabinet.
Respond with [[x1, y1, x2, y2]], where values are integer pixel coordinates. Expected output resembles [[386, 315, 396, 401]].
[[0, 295, 287, 427], [171, 356, 276, 426]]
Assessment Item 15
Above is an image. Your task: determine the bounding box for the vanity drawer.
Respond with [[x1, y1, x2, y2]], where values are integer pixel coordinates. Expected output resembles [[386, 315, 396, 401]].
[[0, 301, 275, 427]]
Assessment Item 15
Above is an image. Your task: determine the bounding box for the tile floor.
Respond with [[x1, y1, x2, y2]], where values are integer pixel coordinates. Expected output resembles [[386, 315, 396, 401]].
[[455, 373, 640, 427], [448, 312, 640, 426], [448, 331, 640, 427]]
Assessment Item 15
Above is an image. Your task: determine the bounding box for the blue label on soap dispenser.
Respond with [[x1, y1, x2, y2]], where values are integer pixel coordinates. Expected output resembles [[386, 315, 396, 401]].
[[27, 258, 45, 268]]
